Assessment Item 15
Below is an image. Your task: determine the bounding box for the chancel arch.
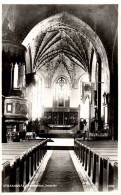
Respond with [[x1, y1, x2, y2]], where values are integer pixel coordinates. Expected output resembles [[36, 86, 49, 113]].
[[2, 6, 117, 142], [22, 12, 110, 135]]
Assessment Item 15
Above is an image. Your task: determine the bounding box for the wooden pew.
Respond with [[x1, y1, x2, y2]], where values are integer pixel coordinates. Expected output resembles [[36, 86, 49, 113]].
[[89, 149, 117, 179], [99, 156, 118, 191], [114, 162, 118, 190], [84, 148, 118, 191], [74, 139, 118, 191], [2, 140, 47, 174], [76, 139, 118, 147], [2, 148, 33, 187], [2, 161, 10, 192], [2, 155, 22, 192], [93, 152, 118, 190], [2, 139, 48, 192], [74, 140, 117, 176]]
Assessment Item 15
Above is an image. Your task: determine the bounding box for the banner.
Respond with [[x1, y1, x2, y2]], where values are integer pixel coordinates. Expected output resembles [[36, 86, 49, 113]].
[[82, 82, 94, 103]]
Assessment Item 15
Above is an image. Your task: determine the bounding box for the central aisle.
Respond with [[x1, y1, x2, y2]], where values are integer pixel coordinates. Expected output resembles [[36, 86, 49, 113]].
[[36, 150, 84, 192]]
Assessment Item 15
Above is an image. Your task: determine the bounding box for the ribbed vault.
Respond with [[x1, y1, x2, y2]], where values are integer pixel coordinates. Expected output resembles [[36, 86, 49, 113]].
[[33, 25, 91, 72], [23, 12, 109, 90]]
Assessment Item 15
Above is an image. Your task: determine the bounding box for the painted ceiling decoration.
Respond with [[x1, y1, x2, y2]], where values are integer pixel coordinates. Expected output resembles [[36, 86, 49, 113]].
[[21, 12, 110, 90], [29, 23, 93, 72], [3, 5, 117, 75], [25, 20, 94, 88], [42, 53, 78, 88]]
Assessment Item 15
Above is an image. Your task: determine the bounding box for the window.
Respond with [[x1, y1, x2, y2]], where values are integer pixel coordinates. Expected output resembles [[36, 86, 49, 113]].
[[13, 63, 19, 88], [55, 77, 68, 107], [32, 74, 44, 120]]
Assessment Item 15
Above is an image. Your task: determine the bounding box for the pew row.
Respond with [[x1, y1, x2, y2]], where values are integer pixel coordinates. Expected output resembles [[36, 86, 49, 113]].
[[2, 139, 48, 192], [74, 140, 118, 191]]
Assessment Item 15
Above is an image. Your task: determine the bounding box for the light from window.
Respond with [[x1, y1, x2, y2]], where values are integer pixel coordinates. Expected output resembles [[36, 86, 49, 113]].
[[13, 63, 19, 88]]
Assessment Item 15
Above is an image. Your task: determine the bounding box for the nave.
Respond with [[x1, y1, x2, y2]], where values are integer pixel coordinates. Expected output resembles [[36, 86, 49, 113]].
[[35, 150, 84, 192], [2, 138, 118, 192], [2, 4, 118, 193]]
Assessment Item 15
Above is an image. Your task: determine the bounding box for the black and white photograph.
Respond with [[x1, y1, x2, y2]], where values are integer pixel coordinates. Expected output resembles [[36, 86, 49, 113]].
[[1, 1, 120, 194]]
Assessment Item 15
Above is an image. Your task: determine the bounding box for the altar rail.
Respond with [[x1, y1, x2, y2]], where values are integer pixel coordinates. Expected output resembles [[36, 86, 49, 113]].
[[74, 140, 118, 191], [2, 139, 48, 192]]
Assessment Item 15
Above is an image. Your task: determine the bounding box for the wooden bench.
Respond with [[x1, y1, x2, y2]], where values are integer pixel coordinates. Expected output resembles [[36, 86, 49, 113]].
[[2, 161, 10, 192], [2, 155, 22, 192], [74, 140, 118, 191], [2, 139, 48, 192], [99, 156, 118, 191]]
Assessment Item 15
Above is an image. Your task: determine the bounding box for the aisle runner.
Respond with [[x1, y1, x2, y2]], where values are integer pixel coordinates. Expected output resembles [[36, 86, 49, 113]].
[[36, 150, 84, 192]]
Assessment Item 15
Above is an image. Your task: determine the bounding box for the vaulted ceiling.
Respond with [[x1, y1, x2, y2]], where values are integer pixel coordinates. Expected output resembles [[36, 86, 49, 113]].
[[2, 4, 118, 76], [23, 13, 96, 86], [27, 21, 92, 72], [2, 4, 117, 45]]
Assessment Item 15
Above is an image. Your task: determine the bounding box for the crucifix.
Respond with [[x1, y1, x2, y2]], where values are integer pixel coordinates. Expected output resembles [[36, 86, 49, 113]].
[[58, 77, 65, 90]]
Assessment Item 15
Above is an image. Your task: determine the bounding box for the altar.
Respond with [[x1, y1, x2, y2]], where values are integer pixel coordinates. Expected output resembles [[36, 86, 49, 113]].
[[48, 124, 74, 130], [43, 109, 78, 126]]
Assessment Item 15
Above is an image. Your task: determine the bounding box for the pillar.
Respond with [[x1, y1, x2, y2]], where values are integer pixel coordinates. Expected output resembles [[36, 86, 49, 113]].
[[78, 105, 80, 131], [103, 92, 109, 130], [109, 32, 118, 140], [97, 54, 102, 131]]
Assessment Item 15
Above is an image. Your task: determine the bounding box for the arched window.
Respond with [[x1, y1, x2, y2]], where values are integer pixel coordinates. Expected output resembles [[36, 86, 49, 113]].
[[32, 74, 44, 119], [55, 77, 68, 107], [13, 63, 19, 88]]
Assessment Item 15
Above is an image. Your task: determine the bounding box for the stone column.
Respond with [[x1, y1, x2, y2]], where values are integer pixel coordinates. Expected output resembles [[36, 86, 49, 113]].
[[109, 32, 118, 140], [103, 93, 109, 130], [97, 55, 102, 131], [78, 105, 80, 131]]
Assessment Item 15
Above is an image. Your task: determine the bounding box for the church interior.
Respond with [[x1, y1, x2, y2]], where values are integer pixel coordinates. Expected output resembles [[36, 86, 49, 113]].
[[2, 4, 118, 192]]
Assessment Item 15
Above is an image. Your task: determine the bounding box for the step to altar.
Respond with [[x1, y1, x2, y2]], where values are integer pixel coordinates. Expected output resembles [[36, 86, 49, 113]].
[[48, 125, 74, 130], [48, 129, 73, 134], [47, 138, 74, 146], [47, 146, 74, 150]]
